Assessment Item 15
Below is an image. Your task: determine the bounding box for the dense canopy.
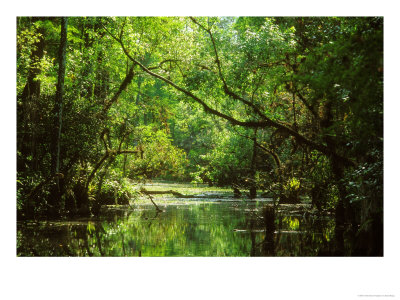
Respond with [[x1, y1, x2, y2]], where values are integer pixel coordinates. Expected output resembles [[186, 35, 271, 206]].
[[17, 16, 383, 256]]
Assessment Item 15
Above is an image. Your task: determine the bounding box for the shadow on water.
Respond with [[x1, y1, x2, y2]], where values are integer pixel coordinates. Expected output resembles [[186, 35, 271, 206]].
[[17, 197, 336, 256]]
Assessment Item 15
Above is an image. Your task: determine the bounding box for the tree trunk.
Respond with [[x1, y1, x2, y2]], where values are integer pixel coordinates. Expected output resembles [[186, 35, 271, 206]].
[[50, 17, 68, 212], [321, 99, 351, 255], [331, 157, 346, 254], [18, 17, 45, 172], [249, 128, 258, 199]]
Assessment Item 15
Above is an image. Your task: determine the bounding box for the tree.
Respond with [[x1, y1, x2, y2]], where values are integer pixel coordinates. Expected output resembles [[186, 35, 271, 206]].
[[49, 17, 68, 213], [16, 17, 383, 255], [104, 16, 382, 254]]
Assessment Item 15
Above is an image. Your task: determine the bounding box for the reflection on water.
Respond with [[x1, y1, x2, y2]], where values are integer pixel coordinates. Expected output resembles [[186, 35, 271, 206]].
[[17, 199, 335, 256]]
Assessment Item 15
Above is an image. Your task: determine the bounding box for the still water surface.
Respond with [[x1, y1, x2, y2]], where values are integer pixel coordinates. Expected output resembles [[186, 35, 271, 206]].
[[17, 191, 335, 256]]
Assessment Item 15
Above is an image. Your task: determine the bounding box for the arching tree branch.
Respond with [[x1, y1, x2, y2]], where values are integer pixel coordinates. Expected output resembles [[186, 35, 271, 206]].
[[101, 64, 135, 114], [105, 20, 355, 167]]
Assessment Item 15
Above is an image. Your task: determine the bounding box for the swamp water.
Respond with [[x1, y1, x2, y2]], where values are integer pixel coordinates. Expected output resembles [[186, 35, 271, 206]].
[[17, 183, 336, 256]]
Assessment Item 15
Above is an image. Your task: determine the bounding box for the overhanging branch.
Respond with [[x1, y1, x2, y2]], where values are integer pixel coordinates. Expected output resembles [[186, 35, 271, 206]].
[[105, 19, 355, 167]]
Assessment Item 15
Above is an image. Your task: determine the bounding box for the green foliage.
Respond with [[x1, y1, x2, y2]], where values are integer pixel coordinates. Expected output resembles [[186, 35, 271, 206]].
[[344, 147, 383, 216], [16, 17, 383, 255], [98, 177, 139, 205], [17, 25, 41, 93], [283, 216, 300, 231], [125, 126, 188, 181], [190, 127, 253, 186], [286, 177, 300, 190]]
